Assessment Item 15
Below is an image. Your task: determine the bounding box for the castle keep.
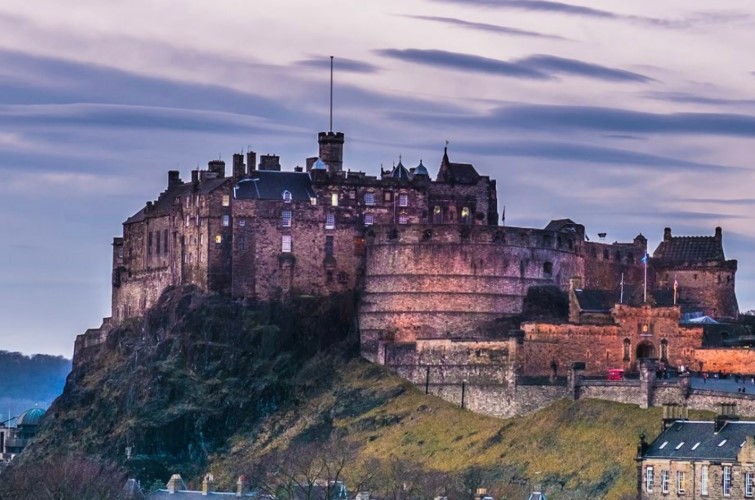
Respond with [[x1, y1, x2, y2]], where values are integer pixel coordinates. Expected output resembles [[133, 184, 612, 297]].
[[99, 128, 747, 415]]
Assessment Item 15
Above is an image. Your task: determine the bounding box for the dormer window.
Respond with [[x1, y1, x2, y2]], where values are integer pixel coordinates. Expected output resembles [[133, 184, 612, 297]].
[[282, 190, 292, 203]]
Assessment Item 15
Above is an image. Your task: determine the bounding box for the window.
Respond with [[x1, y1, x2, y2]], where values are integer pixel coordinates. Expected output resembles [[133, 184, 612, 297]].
[[646, 466, 654, 493], [349, 190, 355, 200], [155, 231, 161, 255], [384, 191, 392, 202], [701, 465, 708, 495], [281, 235, 292, 253], [623, 338, 631, 361], [364, 192, 375, 206], [399, 194, 408, 207], [147, 232, 153, 255], [164, 229, 168, 254], [543, 262, 553, 277], [222, 194, 230, 207], [746, 471, 754, 497], [676, 471, 685, 494], [724, 465, 732, 496], [364, 214, 374, 226], [354, 237, 365, 256], [185, 215, 190, 227], [215, 235, 222, 244], [239, 219, 246, 227], [331, 193, 339, 206], [325, 236, 334, 257], [222, 215, 230, 227], [282, 190, 292, 203], [461, 207, 470, 224], [433, 205, 443, 224], [398, 214, 408, 225], [661, 470, 669, 494], [281, 210, 292, 228], [326, 214, 335, 229]]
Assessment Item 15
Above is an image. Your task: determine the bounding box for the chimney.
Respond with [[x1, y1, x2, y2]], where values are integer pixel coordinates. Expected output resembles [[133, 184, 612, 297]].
[[474, 487, 488, 500], [569, 276, 582, 291], [294, 166, 303, 172], [202, 473, 215, 495], [715, 226, 722, 242], [232, 154, 245, 178], [191, 170, 200, 184], [661, 403, 688, 430], [168, 170, 181, 187], [259, 154, 281, 171], [714, 402, 738, 432], [208, 160, 225, 178], [664, 227, 672, 242], [236, 475, 246, 497], [246, 151, 257, 174], [318, 131, 345, 172], [166, 474, 185, 494]]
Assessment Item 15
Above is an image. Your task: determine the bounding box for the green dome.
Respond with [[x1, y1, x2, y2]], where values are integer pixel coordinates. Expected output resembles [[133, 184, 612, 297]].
[[17, 407, 45, 427]]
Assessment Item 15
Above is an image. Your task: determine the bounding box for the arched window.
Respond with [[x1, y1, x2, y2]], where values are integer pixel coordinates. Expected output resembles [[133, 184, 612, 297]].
[[282, 190, 292, 203], [623, 338, 631, 361], [433, 205, 443, 224], [661, 339, 668, 361], [460, 207, 471, 224]]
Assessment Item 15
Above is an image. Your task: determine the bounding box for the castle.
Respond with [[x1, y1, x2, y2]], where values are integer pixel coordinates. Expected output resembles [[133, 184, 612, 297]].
[[93, 128, 749, 416]]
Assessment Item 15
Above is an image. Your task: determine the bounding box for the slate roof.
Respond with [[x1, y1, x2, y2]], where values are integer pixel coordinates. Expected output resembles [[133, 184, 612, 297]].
[[653, 236, 725, 263], [124, 177, 230, 225], [574, 288, 690, 312], [574, 289, 616, 312], [445, 162, 479, 184], [544, 219, 581, 233], [148, 490, 254, 498], [643, 420, 755, 461], [391, 161, 411, 181], [233, 171, 316, 201]]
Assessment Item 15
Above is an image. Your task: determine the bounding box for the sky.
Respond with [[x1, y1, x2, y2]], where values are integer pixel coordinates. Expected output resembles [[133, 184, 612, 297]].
[[1, 0, 754, 357]]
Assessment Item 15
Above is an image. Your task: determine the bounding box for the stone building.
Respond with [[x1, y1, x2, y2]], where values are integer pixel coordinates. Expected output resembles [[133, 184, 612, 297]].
[[638, 404, 755, 499]]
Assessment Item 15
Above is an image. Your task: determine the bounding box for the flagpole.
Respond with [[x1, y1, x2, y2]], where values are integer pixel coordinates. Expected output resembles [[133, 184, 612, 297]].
[[620, 273, 624, 304], [643, 257, 648, 303]]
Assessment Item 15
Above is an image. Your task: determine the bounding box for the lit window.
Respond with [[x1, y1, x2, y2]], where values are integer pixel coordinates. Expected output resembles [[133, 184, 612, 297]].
[[310, 197, 317, 206], [701, 465, 708, 495], [281, 210, 292, 228], [364, 192, 375, 206], [398, 214, 408, 225], [364, 214, 374, 226], [222, 215, 230, 226], [661, 470, 669, 494], [331, 193, 339, 206], [281, 235, 292, 253], [282, 190, 292, 203], [215, 235, 222, 244], [326, 214, 335, 229], [724, 466, 732, 496], [399, 194, 408, 207], [185, 216, 189, 227], [461, 206, 471, 224], [676, 471, 685, 495], [646, 467, 654, 493], [222, 195, 230, 207], [384, 191, 392, 202], [185, 196, 190, 208], [746, 471, 754, 497], [433, 205, 442, 224]]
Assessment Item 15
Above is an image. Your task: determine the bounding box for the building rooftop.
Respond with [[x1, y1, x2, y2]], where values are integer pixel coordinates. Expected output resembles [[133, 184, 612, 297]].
[[653, 227, 726, 263], [233, 170, 316, 202], [644, 420, 755, 461]]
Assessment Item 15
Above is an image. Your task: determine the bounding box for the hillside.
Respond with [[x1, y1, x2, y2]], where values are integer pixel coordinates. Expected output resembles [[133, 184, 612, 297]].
[[14, 286, 710, 498], [0, 350, 71, 419]]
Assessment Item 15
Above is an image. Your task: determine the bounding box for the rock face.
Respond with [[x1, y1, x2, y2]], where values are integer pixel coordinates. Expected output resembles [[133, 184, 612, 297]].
[[24, 285, 357, 480]]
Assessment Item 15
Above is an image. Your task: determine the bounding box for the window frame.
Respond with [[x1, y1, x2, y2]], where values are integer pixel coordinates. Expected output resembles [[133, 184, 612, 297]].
[[746, 471, 754, 497], [661, 469, 669, 494], [676, 470, 685, 495], [398, 193, 408, 207], [398, 214, 408, 225], [282, 190, 292, 203], [364, 192, 375, 206], [723, 465, 732, 497], [222, 215, 230, 227], [701, 465, 708, 495], [325, 214, 335, 230], [364, 214, 374, 226], [281, 210, 293, 228], [281, 235, 292, 253], [646, 466, 654, 493], [331, 193, 339, 207], [222, 194, 230, 207]]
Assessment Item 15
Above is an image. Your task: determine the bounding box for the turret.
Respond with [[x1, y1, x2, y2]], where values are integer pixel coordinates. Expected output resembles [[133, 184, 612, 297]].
[[318, 131, 344, 172]]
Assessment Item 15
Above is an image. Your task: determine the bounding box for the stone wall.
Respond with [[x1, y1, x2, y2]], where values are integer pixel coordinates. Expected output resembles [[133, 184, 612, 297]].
[[694, 348, 755, 374]]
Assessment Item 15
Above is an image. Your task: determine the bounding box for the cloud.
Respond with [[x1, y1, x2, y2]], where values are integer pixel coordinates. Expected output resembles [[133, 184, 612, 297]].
[[446, 140, 739, 172], [402, 15, 568, 40], [427, 0, 750, 28], [294, 56, 380, 73], [378, 49, 653, 82], [644, 91, 755, 107], [378, 49, 551, 79], [395, 104, 755, 138], [518, 54, 654, 82], [680, 198, 755, 207]]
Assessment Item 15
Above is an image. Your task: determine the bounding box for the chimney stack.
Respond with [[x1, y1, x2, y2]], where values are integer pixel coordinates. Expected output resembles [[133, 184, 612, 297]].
[[318, 131, 345, 172], [202, 473, 215, 495], [236, 475, 246, 497], [166, 474, 185, 494], [715, 226, 722, 242], [191, 170, 200, 184], [232, 154, 245, 178], [664, 227, 672, 242], [168, 170, 181, 188], [259, 154, 281, 171], [208, 160, 225, 178], [246, 151, 257, 174], [715, 402, 738, 432]]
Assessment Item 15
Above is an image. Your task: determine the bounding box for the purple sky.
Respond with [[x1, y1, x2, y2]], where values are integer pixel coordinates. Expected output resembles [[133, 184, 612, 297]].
[[1, 1, 754, 356]]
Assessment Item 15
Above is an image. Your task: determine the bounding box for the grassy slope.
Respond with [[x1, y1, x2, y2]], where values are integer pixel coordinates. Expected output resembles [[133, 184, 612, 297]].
[[211, 360, 713, 499]]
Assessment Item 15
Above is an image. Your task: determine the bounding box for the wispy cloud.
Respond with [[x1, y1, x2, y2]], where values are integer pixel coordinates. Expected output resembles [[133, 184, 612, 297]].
[[294, 56, 381, 73], [644, 91, 755, 107], [427, 0, 750, 28], [395, 104, 755, 138], [402, 15, 568, 40], [378, 49, 653, 83]]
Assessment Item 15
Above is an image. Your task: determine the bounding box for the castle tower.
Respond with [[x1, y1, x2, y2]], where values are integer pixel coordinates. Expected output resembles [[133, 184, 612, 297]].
[[318, 131, 344, 173]]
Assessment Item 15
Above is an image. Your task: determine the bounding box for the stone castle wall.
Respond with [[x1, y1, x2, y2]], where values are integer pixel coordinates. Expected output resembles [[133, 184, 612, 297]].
[[695, 348, 755, 374]]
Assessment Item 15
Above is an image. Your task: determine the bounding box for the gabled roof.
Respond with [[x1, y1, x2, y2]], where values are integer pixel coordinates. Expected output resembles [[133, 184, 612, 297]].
[[125, 183, 194, 225], [234, 170, 316, 201], [437, 147, 480, 184], [574, 289, 616, 312], [644, 420, 755, 461]]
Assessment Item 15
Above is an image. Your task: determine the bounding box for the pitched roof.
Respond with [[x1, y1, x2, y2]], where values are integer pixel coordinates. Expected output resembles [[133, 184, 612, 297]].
[[653, 236, 725, 263], [437, 148, 481, 184], [574, 289, 616, 312], [233, 171, 316, 202], [643, 420, 755, 461]]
